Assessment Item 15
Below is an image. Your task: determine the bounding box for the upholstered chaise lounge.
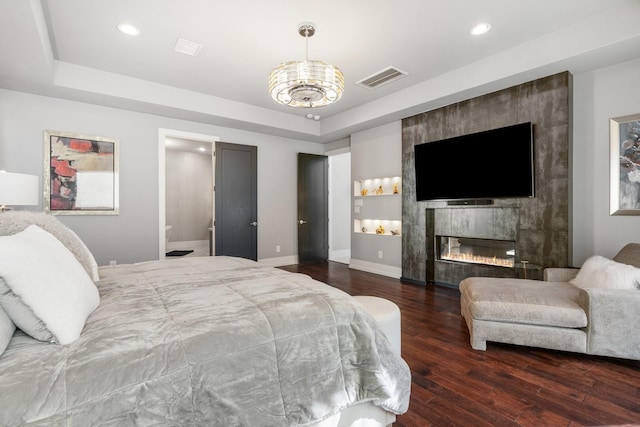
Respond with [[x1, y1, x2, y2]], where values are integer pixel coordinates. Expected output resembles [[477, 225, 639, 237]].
[[459, 243, 640, 361]]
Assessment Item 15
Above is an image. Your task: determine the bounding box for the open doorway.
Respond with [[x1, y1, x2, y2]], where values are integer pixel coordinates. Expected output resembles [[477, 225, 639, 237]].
[[158, 129, 218, 259], [328, 150, 351, 264]]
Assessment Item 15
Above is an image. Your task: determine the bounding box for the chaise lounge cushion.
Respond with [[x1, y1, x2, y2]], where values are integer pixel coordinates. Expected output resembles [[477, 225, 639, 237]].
[[460, 277, 587, 328], [460, 243, 640, 360]]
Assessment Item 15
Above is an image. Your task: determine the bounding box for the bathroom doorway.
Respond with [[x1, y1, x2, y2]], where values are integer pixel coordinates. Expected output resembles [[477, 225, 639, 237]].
[[158, 129, 218, 259]]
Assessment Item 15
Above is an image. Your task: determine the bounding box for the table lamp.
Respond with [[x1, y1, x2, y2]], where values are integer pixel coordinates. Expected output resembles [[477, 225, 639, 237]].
[[0, 170, 39, 211]]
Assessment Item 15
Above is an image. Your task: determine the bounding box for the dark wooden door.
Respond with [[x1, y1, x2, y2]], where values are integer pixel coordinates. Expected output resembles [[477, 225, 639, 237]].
[[297, 153, 328, 263], [215, 142, 257, 260]]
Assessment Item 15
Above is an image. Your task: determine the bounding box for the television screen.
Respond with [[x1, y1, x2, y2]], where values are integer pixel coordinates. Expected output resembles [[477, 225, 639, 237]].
[[414, 122, 534, 201]]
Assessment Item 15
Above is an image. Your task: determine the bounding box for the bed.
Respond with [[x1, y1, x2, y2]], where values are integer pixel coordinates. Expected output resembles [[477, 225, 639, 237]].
[[0, 212, 411, 426]]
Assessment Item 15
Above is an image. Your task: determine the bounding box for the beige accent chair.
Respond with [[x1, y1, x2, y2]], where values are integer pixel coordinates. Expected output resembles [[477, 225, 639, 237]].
[[459, 243, 640, 361]]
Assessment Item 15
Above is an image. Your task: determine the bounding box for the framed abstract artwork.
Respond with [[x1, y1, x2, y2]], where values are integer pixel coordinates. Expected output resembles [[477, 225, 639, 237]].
[[44, 130, 119, 215], [610, 114, 640, 215]]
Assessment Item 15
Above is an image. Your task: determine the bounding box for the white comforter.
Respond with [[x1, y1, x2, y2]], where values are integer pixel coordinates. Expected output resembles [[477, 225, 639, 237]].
[[0, 256, 411, 426]]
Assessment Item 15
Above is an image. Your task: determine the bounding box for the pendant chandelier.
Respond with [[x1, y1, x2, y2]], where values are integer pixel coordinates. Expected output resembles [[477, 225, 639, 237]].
[[268, 24, 344, 108]]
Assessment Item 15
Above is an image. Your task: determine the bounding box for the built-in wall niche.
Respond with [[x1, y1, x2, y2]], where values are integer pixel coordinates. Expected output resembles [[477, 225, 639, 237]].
[[354, 219, 401, 236], [354, 177, 401, 197]]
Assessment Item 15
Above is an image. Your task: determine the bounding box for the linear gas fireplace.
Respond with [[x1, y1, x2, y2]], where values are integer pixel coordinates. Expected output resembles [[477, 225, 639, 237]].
[[437, 236, 515, 268]]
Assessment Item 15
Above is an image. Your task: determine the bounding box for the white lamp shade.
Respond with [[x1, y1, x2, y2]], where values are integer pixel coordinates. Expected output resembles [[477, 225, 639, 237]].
[[0, 172, 39, 206]]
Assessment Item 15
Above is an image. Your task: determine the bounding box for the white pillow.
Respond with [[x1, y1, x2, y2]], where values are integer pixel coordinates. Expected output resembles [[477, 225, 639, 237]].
[[0, 303, 15, 356], [0, 277, 54, 342], [569, 255, 640, 291], [0, 225, 100, 345], [0, 211, 100, 281]]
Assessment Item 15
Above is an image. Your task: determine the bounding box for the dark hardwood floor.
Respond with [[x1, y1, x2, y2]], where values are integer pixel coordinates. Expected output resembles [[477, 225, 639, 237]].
[[279, 261, 640, 427]]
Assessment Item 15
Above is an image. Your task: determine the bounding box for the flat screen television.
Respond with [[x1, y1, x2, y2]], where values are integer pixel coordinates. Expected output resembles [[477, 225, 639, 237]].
[[414, 122, 534, 202]]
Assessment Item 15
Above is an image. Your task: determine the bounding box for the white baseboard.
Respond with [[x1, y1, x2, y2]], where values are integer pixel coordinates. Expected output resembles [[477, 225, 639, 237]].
[[349, 259, 402, 279], [259, 255, 299, 267], [167, 240, 208, 251]]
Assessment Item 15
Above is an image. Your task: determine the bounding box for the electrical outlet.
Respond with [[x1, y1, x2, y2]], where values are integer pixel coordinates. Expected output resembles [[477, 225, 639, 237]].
[[378, 251, 383, 259], [276, 245, 281, 253], [109, 260, 117, 266]]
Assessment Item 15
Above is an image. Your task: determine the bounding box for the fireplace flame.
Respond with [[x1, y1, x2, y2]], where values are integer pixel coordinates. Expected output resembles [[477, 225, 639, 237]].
[[440, 252, 514, 268]]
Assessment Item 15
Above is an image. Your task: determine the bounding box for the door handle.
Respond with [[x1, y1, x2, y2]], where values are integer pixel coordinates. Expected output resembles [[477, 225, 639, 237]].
[[250, 221, 258, 227], [298, 219, 307, 225]]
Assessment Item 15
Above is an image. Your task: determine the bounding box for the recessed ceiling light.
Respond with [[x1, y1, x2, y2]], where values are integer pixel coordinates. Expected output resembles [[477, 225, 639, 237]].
[[117, 23, 140, 36], [470, 23, 492, 36], [199, 147, 206, 152]]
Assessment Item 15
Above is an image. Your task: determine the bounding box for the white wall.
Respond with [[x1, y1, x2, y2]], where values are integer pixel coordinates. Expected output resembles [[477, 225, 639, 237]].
[[346, 60, 640, 270], [344, 59, 640, 270], [350, 121, 402, 277], [572, 57, 640, 265], [351, 123, 402, 179], [4, 58, 637, 269], [0, 89, 324, 265], [165, 149, 212, 242], [328, 152, 351, 262]]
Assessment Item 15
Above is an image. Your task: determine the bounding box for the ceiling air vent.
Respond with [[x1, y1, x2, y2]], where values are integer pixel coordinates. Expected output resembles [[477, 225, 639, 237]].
[[356, 66, 409, 90], [174, 38, 203, 57]]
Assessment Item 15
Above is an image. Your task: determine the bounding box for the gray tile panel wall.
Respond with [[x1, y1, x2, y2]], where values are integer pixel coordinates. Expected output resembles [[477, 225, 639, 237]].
[[402, 72, 572, 287]]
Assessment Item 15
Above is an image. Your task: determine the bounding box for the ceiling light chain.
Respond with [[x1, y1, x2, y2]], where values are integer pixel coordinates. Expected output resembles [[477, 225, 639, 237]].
[[268, 23, 344, 108]]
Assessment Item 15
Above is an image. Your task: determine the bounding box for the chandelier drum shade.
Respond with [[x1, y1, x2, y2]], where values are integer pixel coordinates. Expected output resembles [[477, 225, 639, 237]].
[[269, 24, 344, 108]]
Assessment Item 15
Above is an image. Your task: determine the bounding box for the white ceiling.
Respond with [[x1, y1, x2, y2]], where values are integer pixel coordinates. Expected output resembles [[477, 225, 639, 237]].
[[1, 0, 640, 143]]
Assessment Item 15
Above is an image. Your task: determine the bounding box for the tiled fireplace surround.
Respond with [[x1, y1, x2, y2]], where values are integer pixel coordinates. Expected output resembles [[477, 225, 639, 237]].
[[401, 72, 571, 287]]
